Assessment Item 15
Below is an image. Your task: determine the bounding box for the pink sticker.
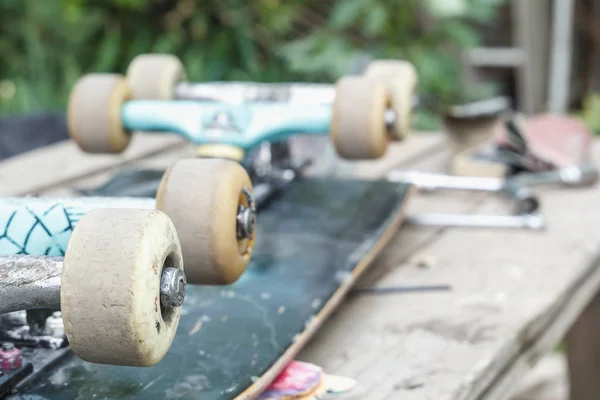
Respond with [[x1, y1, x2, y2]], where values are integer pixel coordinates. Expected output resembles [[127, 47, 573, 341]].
[[258, 361, 322, 398]]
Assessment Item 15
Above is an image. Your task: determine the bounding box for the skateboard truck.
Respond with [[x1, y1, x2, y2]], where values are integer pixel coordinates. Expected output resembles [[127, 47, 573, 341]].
[[0, 255, 187, 315], [69, 54, 419, 167], [245, 141, 315, 208], [388, 164, 598, 229]]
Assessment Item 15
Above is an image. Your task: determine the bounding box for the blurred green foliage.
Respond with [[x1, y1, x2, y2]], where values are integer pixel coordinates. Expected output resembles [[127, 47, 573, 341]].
[[0, 0, 507, 128], [579, 93, 600, 135]]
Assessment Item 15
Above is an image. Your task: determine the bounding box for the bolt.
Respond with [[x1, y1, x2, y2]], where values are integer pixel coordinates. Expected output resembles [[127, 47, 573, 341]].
[[237, 206, 255, 238], [384, 109, 396, 131], [236, 187, 256, 240], [160, 267, 186, 308]]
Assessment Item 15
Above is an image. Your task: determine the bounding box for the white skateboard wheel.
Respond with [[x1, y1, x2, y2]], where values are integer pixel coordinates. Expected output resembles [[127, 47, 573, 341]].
[[156, 158, 255, 285], [126, 54, 187, 100], [61, 208, 184, 367], [330, 76, 390, 159], [67, 74, 132, 154], [364, 60, 418, 141]]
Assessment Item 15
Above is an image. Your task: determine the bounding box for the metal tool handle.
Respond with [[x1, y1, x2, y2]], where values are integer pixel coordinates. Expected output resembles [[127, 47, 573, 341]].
[[388, 170, 539, 214], [388, 164, 598, 192], [387, 170, 505, 192], [513, 164, 599, 188], [405, 213, 546, 230]]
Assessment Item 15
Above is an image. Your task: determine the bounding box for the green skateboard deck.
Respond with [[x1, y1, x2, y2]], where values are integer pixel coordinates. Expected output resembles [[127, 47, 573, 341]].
[[5, 177, 412, 400]]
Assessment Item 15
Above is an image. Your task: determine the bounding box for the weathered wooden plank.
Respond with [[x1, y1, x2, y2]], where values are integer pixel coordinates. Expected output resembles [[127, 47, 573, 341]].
[[322, 132, 448, 179], [511, 353, 567, 400], [0, 133, 187, 196], [42, 143, 198, 196], [298, 144, 600, 400], [565, 289, 600, 400]]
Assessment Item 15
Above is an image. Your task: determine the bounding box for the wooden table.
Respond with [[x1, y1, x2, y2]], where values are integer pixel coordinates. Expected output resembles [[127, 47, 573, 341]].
[[2, 131, 599, 400]]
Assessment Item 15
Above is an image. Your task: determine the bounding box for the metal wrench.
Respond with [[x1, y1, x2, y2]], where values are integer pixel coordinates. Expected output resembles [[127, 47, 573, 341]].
[[388, 169, 539, 214], [388, 164, 597, 230], [405, 213, 546, 230], [389, 164, 598, 191], [510, 163, 599, 188]]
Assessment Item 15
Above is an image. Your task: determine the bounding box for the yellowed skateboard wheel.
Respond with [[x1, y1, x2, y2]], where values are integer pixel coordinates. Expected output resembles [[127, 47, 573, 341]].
[[126, 54, 187, 100], [67, 74, 132, 154], [156, 158, 255, 285], [364, 60, 418, 141], [330, 76, 390, 159], [61, 208, 183, 367]]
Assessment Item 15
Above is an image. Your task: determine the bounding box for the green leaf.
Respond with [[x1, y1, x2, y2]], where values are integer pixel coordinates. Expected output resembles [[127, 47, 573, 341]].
[[329, 0, 366, 30], [93, 27, 122, 73], [442, 21, 479, 48], [362, 4, 387, 37]]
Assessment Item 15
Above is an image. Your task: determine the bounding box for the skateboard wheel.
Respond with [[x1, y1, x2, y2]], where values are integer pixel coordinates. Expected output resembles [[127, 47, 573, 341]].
[[156, 158, 256, 285], [364, 60, 418, 141], [67, 74, 132, 154], [61, 208, 184, 367], [330, 76, 390, 159], [126, 54, 186, 100]]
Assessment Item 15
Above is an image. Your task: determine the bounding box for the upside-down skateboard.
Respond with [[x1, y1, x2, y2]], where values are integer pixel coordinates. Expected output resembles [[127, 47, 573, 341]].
[[0, 53, 416, 398], [0, 174, 413, 399]]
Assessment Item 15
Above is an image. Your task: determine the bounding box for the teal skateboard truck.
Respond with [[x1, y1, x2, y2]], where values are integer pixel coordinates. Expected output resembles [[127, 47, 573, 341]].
[[67, 54, 418, 162], [0, 158, 256, 286]]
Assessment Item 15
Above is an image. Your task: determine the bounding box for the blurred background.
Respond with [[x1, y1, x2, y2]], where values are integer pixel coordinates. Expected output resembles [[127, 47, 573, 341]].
[[0, 0, 599, 132]]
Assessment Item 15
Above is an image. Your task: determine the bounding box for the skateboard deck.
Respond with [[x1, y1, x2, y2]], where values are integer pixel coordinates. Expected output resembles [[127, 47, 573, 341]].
[[4, 177, 412, 400]]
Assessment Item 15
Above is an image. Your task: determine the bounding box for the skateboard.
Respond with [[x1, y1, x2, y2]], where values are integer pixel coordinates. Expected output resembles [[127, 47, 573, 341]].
[[0, 53, 416, 398], [0, 174, 413, 399]]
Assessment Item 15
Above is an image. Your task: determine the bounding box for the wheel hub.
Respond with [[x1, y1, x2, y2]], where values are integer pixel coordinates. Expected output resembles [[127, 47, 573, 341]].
[[236, 187, 256, 240], [159, 267, 186, 308]]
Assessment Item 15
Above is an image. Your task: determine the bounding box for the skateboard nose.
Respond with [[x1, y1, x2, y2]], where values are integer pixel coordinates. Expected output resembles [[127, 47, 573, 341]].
[[160, 267, 186, 308]]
